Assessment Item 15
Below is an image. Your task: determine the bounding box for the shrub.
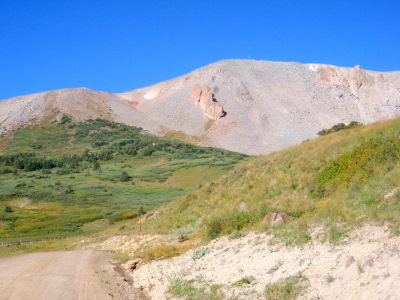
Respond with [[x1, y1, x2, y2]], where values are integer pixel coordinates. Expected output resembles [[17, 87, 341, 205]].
[[206, 216, 225, 239], [93, 161, 101, 171], [168, 278, 225, 299], [206, 209, 256, 240], [4, 206, 13, 213], [59, 114, 72, 124], [65, 186, 74, 194], [108, 215, 123, 224], [56, 168, 71, 175], [265, 273, 308, 300], [233, 276, 256, 286], [0, 168, 12, 174], [348, 121, 362, 128], [138, 206, 146, 215], [192, 247, 210, 260], [331, 123, 346, 132], [120, 171, 130, 182], [122, 212, 137, 219], [317, 121, 362, 136]]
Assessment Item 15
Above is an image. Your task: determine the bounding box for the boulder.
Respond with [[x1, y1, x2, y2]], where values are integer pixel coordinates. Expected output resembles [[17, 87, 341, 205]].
[[264, 212, 294, 227], [272, 214, 285, 226], [280, 213, 294, 222]]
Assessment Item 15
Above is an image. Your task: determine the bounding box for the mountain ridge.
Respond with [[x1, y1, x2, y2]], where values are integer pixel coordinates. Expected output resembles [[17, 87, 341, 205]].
[[1, 59, 400, 155]]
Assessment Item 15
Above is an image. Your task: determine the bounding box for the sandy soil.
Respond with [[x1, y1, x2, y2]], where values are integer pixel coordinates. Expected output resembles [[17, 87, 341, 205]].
[[0, 250, 139, 300], [124, 225, 400, 299]]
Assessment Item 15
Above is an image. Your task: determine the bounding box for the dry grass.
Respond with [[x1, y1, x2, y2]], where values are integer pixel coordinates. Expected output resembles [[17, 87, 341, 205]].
[[135, 238, 201, 261], [126, 117, 400, 251]]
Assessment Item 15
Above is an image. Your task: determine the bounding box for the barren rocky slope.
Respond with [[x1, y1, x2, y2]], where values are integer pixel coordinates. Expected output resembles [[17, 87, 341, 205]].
[[93, 225, 400, 300], [1, 60, 400, 154]]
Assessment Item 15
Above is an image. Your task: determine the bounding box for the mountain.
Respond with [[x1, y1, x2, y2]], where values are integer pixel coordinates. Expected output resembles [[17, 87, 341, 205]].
[[1, 59, 400, 155]]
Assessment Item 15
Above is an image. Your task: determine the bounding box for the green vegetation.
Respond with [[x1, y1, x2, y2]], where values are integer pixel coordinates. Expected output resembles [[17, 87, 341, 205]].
[[317, 121, 362, 136], [3, 114, 400, 260], [59, 113, 73, 125], [312, 131, 400, 197], [233, 276, 256, 287], [264, 273, 308, 300], [4, 206, 13, 213], [168, 277, 225, 300], [0, 118, 248, 248], [192, 246, 210, 260], [357, 262, 364, 274], [326, 274, 335, 283], [135, 117, 400, 248]]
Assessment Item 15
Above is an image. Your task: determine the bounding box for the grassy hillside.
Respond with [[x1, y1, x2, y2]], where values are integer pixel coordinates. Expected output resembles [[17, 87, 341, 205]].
[[0, 116, 248, 248], [132, 117, 400, 250]]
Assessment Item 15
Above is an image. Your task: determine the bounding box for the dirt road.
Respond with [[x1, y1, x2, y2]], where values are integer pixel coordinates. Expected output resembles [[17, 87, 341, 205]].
[[0, 250, 138, 300]]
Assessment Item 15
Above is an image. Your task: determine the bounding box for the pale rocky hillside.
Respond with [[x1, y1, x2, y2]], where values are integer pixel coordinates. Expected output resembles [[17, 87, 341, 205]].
[[1, 60, 400, 155], [94, 225, 400, 299]]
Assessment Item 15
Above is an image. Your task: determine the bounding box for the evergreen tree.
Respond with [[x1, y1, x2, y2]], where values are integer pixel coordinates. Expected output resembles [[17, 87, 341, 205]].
[[120, 171, 130, 182], [4, 206, 13, 213], [93, 161, 101, 171], [138, 206, 146, 215]]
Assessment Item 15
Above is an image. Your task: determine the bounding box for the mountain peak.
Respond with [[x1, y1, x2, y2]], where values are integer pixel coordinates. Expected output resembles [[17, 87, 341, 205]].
[[1, 60, 400, 154]]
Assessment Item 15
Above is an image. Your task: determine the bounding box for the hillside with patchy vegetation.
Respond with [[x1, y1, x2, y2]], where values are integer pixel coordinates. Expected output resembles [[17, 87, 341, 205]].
[[2, 114, 400, 299], [0, 116, 248, 253], [125, 116, 400, 244], [86, 117, 400, 299]]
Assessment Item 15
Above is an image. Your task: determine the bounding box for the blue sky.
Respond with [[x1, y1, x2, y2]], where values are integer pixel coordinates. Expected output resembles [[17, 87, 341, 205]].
[[1, 0, 399, 100]]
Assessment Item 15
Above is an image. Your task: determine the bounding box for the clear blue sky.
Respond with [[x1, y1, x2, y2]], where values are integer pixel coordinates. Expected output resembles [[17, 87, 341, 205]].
[[1, 0, 399, 100]]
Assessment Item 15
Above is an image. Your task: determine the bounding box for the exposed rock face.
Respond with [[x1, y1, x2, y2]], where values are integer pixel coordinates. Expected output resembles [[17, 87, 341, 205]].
[[316, 64, 376, 91], [190, 84, 202, 101], [190, 84, 225, 120], [1, 59, 400, 155], [264, 212, 294, 227]]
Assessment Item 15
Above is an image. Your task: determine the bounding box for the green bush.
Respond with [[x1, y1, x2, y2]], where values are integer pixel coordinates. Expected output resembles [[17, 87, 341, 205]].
[[138, 206, 146, 215], [192, 247, 210, 260], [120, 171, 130, 182], [265, 273, 308, 300], [206, 216, 224, 239], [4, 206, 13, 213], [233, 276, 256, 286], [0, 168, 12, 174], [59, 114, 72, 124], [206, 209, 257, 240], [317, 121, 362, 136]]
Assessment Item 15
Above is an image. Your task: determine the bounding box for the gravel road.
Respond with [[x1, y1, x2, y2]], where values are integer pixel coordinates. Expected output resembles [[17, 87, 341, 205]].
[[0, 250, 139, 300]]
